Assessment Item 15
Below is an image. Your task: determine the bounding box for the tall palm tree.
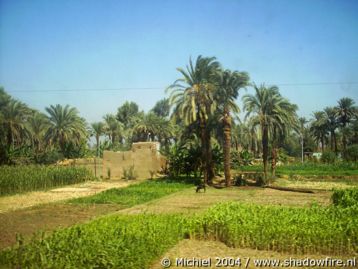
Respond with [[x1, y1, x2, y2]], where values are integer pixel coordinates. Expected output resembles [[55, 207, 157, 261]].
[[270, 98, 298, 177], [324, 107, 339, 154], [91, 122, 105, 157], [45, 104, 87, 156], [1, 99, 30, 151], [167, 55, 220, 185], [335, 98, 357, 152], [216, 69, 249, 186], [310, 111, 328, 152], [243, 84, 285, 183], [103, 114, 124, 145], [26, 112, 50, 161]]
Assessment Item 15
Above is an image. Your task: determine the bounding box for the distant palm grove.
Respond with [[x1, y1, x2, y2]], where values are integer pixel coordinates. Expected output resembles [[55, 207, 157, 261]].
[[1, 56, 357, 185]]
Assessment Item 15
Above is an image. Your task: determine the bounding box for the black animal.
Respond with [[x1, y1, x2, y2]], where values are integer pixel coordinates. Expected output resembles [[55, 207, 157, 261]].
[[196, 183, 206, 193]]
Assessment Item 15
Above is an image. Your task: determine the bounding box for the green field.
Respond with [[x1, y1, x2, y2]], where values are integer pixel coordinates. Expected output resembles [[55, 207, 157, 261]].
[[0, 165, 95, 196]]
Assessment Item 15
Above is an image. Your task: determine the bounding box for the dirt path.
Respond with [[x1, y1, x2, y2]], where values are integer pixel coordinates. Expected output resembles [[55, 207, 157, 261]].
[[0, 180, 141, 213]]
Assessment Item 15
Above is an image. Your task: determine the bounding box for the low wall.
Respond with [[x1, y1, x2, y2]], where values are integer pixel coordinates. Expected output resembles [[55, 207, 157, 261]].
[[103, 142, 165, 179]]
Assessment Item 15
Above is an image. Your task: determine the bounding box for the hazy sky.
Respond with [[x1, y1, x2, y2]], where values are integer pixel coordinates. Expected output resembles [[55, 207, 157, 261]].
[[1, 0, 357, 123]]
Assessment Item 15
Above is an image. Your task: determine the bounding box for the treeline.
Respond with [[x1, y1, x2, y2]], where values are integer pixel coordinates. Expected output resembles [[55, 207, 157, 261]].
[[1, 55, 358, 186]]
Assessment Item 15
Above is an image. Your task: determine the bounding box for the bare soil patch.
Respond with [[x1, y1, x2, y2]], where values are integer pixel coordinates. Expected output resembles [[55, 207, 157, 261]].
[[0, 180, 141, 213]]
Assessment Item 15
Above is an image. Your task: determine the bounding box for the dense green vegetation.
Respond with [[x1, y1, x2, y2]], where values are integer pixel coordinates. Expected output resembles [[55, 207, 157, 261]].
[[0, 165, 95, 196], [70, 180, 191, 205], [1, 199, 357, 268], [332, 187, 358, 208], [189, 202, 357, 255], [0, 214, 186, 269]]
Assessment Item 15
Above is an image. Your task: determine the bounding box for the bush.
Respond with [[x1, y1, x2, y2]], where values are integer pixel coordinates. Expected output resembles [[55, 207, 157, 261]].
[[344, 144, 358, 162], [321, 151, 336, 164]]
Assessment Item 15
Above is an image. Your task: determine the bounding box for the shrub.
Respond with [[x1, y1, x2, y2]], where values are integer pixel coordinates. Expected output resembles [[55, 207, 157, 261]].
[[321, 151, 336, 164], [344, 144, 358, 162]]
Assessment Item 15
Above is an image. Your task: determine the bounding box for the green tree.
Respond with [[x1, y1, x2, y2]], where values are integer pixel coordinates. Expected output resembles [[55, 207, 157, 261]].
[[151, 98, 170, 118], [324, 107, 339, 154], [91, 122, 105, 157], [335, 98, 357, 153], [167, 56, 220, 185], [45, 104, 88, 157], [103, 114, 124, 145], [243, 84, 287, 183], [310, 111, 328, 152], [116, 101, 139, 128], [216, 69, 249, 186]]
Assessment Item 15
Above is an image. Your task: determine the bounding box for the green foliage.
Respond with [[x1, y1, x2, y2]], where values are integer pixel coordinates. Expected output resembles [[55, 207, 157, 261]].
[[0, 214, 187, 269], [344, 144, 358, 162], [70, 180, 190, 205], [332, 188, 358, 208], [0, 165, 95, 196], [321, 151, 336, 164], [189, 202, 357, 255]]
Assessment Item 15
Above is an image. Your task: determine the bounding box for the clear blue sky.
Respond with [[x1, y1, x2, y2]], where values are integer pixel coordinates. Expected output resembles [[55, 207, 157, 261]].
[[1, 0, 357, 123]]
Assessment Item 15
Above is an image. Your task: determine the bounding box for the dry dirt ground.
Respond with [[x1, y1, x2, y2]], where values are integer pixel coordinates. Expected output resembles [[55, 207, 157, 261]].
[[150, 239, 357, 269], [0, 179, 141, 213]]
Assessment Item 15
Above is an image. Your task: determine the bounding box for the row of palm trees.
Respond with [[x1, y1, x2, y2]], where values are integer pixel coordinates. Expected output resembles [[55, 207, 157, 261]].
[[167, 56, 299, 185], [309, 98, 357, 154]]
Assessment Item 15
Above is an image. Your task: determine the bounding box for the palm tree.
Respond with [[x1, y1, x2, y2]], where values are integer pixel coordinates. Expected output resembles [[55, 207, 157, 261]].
[[270, 98, 298, 177], [243, 84, 285, 183], [335, 98, 357, 152], [167, 55, 220, 185], [310, 111, 328, 152], [45, 104, 88, 156], [324, 107, 339, 154], [91, 122, 105, 157], [103, 114, 124, 145], [26, 112, 50, 161], [216, 69, 249, 186], [1, 99, 30, 151]]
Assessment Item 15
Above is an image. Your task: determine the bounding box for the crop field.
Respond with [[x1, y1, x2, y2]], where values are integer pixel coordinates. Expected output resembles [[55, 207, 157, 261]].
[[0, 166, 95, 196], [1, 189, 357, 268]]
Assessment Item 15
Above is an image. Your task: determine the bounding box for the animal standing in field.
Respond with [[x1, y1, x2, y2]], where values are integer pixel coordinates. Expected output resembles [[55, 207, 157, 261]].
[[196, 183, 206, 193]]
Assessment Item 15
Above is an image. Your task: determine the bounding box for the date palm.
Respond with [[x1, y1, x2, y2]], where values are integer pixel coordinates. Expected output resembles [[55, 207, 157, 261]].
[[324, 107, 339, 153], [216, 69, 249, 186], [167, 55, 220, 185], [243, 84, 286, 183], [310, 111, 328, 152], [335, 98, 357, 152], [26, 112, 50, 161], [91, 122, 105, 157], [45, 104, 88, 156]]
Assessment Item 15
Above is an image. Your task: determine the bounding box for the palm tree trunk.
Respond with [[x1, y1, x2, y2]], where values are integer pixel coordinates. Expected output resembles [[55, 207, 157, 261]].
[[321, 136, 324, 152], [200, 120, 208, 185], [330, 130, 334, 151], [262, 124, 269, 185], [271, 146, 277, 178], [334, 132, 338, 155], [205, 128, 215, 184], [223, 112, 231, 187]]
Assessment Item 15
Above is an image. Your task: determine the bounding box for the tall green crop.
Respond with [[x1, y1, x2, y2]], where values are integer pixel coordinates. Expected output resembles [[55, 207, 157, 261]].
[[0, 165, 95, 196]]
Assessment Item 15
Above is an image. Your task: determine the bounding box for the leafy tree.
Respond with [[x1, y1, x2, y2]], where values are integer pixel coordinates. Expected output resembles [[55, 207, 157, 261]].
[[324, 107, 339, 154], [167, 56, 220, 185], [116, 101, 139, 128], [103, 114, 124, 145], [151, 98, 170, 118]]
